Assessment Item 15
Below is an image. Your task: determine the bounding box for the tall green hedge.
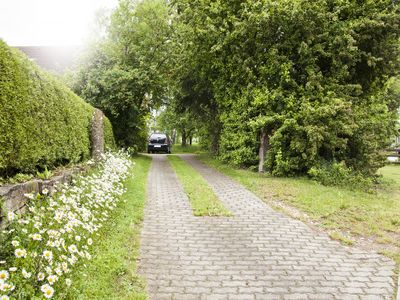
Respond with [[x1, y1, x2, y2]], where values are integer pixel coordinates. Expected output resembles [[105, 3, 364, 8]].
[[0, 40, 113, 176]]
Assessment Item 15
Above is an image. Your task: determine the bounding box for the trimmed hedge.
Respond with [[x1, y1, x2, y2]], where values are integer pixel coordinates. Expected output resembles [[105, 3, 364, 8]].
[[0, 40, 113, 176]]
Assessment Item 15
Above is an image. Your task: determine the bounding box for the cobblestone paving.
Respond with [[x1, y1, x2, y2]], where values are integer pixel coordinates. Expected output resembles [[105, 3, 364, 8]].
[[139, 154, 396, 300]]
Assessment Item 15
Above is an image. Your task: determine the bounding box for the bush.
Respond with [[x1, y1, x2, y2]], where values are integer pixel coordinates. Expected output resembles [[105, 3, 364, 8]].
[[308, 161, 375, 191], [0, 40, 115, 176]]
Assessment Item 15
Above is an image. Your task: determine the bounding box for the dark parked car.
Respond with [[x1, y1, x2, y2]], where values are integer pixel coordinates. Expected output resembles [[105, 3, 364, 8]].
[[147, 133, 172, 154]]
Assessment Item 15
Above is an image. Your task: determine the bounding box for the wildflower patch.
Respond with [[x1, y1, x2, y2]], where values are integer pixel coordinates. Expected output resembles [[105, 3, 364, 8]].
[[0, 152, 132, 299]]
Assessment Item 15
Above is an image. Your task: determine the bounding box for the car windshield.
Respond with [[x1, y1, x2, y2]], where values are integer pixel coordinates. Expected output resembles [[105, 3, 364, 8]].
[[149, 134, 167, 144]]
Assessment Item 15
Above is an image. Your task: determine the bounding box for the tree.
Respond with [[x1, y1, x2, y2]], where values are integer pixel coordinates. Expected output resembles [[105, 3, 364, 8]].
[[157, 101, 199, 147], [68, 0, 400, 177], [67, 0, 173, 148], [172, 0, 400, 175]]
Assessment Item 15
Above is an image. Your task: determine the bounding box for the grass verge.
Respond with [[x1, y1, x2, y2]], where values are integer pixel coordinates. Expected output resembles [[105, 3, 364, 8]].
[[171, 144, 205, 154], [72, 155, 151, 299], [198, 154, 400, 265], [168, 155, 231, 217]]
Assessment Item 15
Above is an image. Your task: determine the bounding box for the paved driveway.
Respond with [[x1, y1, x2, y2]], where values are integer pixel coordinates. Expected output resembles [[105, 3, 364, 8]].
[[139, 155, 396, 299]]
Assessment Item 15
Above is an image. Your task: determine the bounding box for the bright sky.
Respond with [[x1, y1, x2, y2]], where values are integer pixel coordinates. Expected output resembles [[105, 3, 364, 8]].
[[0, 0, 119, 46]]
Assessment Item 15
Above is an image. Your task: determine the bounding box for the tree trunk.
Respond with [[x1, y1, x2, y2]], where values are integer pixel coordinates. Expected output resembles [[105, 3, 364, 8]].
[[189, 135, 193, 145], [172, 129, 177, 145], [258, 128, 269, 173], [210, 107, 221, 155], [181, 129, 187, 147]]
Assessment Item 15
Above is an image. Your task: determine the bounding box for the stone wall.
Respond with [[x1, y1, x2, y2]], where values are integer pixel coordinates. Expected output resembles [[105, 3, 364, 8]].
[[0, 166, 89, 225], [0, 109, 106, 225]]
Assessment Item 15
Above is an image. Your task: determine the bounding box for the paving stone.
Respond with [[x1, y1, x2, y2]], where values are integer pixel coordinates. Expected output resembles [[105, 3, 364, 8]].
[[151, 293, 174, 300], [308, 294, 335, 300], [138, 155, 396, 299], [283, 294, 309, 299], [201, 295, 229, 300], [228, 295, 255, 300], [255, 294, 282, 300], [173, 294, 199, 300]]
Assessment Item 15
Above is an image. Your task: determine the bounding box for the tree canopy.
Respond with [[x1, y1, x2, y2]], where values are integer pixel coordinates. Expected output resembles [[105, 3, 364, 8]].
[[68, 0, 400, 176], [68, 0, 173, 148], [170, 0, 400, 175]]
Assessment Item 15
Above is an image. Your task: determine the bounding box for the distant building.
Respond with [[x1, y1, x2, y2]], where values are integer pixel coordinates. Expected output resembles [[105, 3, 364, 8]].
[[16, 46, 81, 74]]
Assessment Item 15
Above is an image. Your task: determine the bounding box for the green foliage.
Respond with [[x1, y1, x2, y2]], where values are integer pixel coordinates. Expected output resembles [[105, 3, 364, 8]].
[[126, 145, 139, 156], [36, 167, 53, 180], [156, 102, 199, 146], [219, 90, 259, 166], [0, 152, 132, 299], [173, 0, 400, 176], [72, 155, 150, 299], [308, 161, 374, 191], [66, 0, 400, 178], [172, 144, 204, 154], [69, 0, 173, 149], [0, 40, 95, 176], [0, 173, 34, 185]]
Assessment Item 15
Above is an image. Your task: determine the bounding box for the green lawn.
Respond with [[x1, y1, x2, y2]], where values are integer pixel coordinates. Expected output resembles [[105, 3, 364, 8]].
[[379, 164, 400, 186], [168, 155, 231, 217], [72, 155, 151, 299], [198, 154, 400, 265], [171, 144, 205, 154]]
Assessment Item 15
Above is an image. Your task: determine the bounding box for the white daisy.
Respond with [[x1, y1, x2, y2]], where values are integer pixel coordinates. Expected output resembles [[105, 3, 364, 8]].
[[14, 248, 27, 258], [42, 250, 53, 261], [47, 275, 58, 285], [22, 269, 31, 279], [41, 284, 54, 299], [7, 212, 16, 221], [37, 272, 45, 281], [65, 278, 72, 286], [31, 233, 42, 241], [0, 270, 8, 281], [68, 245, 78, 253]]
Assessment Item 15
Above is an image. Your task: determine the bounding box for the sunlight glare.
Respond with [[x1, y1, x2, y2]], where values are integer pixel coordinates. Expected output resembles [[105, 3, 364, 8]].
[[0, 0, 117, 46]]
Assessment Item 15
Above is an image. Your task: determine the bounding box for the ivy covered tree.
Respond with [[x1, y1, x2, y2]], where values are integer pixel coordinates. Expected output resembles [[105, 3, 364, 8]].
[[172, 0, 400, 175], [68, 0, 400, 177]]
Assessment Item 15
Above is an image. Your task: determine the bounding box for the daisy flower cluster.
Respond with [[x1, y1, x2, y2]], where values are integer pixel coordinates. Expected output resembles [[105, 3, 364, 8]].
[[0, 151, 132, 299]]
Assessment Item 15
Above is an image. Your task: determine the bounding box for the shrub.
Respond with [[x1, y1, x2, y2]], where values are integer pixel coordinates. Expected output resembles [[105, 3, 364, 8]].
[[308, 161, 375, 191], [0, 40, 115, 177], [126, 145, 139, 156]]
